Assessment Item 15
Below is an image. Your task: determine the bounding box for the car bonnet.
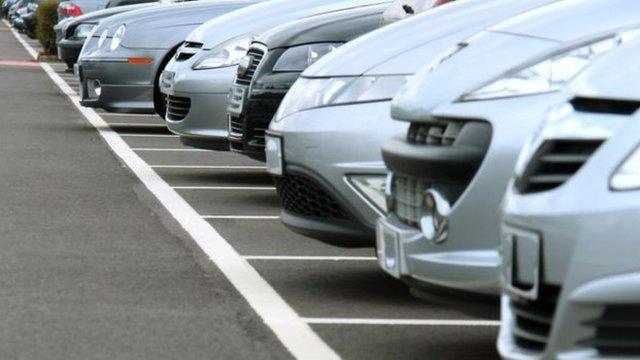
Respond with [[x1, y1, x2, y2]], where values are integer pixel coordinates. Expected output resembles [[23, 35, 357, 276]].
[[391, 0, 640, 121], [300, 0, 556, 78], [255, 2, 390, 50], [186, 0, 389, 50]]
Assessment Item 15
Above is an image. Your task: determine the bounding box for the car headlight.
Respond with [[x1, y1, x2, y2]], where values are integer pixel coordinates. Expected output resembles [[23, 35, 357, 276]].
[[73, 23, 96, 39], [349, 175, 387, 212], [109, 24, 125, 51], [272, 43, 341, 72], [611, 145, 640, 191], [192, 34, 252, 70], [274, 75, 408, 121], [97, 29, 108, 48], [461, 30, 640, 102]]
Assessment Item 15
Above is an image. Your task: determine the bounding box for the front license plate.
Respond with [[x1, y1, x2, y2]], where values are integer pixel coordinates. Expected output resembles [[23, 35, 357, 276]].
[[376, 220, 401, 278], [265, 135, 283, 176]]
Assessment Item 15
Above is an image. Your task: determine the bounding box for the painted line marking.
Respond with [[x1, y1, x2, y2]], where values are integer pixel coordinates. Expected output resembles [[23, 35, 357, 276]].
[[120, 133, 177, 138], [243, 256, 376, 261], [133, 148, 209, 152], [174, 186, 275, 190], [109, 123, 166, 127], [6, 22, 341, 360], [202, 215, 280, 220], [302, 318, 501, 326], [151, 165, 265, 170], [100, 112, 158, 117], [0, 59, 40, 68]]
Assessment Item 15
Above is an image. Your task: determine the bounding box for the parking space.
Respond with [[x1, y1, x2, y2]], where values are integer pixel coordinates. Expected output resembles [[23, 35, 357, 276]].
[[3, 23, 500, 359]]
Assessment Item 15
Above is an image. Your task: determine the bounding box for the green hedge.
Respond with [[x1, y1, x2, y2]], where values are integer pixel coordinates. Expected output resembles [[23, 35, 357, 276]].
[[36, 0, 58, 54]]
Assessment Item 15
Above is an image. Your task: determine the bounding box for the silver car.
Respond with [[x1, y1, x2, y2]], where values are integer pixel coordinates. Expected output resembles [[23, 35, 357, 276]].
[[161, 0, 388, 150], [265, 0, 556, 247], [499, 40, 640, 359], [377, 0, 640, 298], [77, 0, 259, 114]]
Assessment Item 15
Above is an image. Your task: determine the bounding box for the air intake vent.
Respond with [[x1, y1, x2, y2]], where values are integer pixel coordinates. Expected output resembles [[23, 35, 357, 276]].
[[166, 95, 190, 121], [516, 140, 603, 194], [392, 175, 429, 226], [580, 305, 640, 356], [275, 174, 350, 221], [571, 97, 640, 115], [510, 285, 561, 353], [407, 121, 463, 146]]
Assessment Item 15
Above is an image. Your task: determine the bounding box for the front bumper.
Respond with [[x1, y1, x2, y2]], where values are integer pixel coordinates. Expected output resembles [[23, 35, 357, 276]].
[[268, 101, 407, 247], [77, 48, 166, 113], [161, 59, 236, 150], [499, 108, 640, 359], [57, 38, 84, 65], [377, 92, 568, 296]]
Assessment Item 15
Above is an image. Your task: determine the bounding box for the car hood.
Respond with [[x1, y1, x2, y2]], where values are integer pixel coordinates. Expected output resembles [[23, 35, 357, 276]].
[[256, 3, 389, 49], [302, 0, 556, 78], [570, 41, 640, 102], [186, 0, 389, 50], [89, 0, 257, 49], [491, 0, 640, 43], [73, 2, 155, 24], [392, 0, 640, 121]]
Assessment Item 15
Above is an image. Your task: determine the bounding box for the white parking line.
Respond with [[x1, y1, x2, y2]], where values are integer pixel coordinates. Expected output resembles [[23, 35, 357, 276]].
[[202, 215, 280, 219], [302, 318, 501, 326], [120, 133, 178, 138], [7, 24, 341, 360], [174, 186, 275, 190], [151, 165, 266, 169], [243, 256, 376, 261], [110, 123, 167, 128], [133, 148, 209, 152], [100, 113, 158, 117]]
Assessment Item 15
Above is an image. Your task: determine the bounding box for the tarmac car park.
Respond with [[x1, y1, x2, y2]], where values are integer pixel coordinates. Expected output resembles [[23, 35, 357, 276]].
[[2, 0, 640, 358]]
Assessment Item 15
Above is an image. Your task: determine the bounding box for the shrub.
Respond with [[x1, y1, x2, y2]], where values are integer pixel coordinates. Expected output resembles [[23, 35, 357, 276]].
[[36, 0, 58, 54]]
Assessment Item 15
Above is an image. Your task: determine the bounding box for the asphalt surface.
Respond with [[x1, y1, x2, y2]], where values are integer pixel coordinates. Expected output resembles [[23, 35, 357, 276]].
[[0, 21, 500, 359]]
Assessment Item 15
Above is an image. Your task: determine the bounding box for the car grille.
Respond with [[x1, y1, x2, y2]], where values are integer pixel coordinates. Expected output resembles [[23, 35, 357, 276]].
[[407, 121, 464, 145], [516, 139, 604, 194], [389, 118, 491, 227], [175, 41, 202, 62], [391, 175, 429, 226], [235, 47, 264, 86], [166, 95, 191, 121], [275, 174, 350, 221], [510, 285, 561, 352], [579, 305, 640, 356]]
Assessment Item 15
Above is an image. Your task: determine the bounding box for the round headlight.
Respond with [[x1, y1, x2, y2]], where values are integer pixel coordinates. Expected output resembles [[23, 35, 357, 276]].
[[109, 25, 125, 51], [97, 29, 108, 48]]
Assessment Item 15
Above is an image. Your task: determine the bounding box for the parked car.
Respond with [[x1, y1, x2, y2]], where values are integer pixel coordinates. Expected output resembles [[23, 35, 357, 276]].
[[225, 2, 392, 160], [264, 0, 555, 247], [376, 0, 640, 299], [20, 0, 39, 38], [498, 40, 640, 359], [54, 2, 158, 69], [58, 0, 110, 20], [161, 0, 390, 149], [76, 0, 260, 114]]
